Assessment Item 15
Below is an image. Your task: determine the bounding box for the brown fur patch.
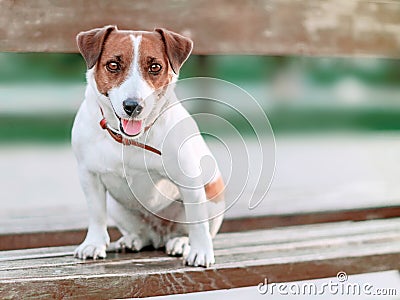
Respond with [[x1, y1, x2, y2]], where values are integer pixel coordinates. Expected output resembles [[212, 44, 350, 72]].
[[94, 31, 134, 95], [77, 26, 116, 70], [139, 32, 174, 91], [205, 176, 225, 202]]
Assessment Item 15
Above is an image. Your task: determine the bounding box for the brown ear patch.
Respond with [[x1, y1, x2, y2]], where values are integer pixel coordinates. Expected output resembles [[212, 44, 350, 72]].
[[205, 176, 225, 202], [76, 25, 117, 69], [155, 28, 193, 74], [94, 32, 134, 96]]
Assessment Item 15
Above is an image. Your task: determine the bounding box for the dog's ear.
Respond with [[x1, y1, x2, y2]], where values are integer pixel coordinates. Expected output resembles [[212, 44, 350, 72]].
[[155, 28, 193, 74], [77, 25, 117, 69]]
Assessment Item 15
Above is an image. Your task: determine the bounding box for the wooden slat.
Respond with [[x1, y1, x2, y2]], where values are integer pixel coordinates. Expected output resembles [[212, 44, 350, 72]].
[[0, 218, 399, 299], [0, 228, 122, 252], [1, 205, 399, 251], [0, 0, 399, 57], [220, 205, 400, 232]]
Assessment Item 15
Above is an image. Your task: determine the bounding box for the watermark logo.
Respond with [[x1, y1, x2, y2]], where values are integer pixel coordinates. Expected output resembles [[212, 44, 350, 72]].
[[336, 271, 348, 283], [257, 271, 398, 296]]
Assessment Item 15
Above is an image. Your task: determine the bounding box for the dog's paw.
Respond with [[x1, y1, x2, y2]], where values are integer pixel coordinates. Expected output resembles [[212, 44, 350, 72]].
[[74, 231, 110, 260], [166, 236, 190, 257], [115, 234, 147, 252], [184, 245, 215, 268], [184, 231, 215, 268], [74, 241, 107, 260]]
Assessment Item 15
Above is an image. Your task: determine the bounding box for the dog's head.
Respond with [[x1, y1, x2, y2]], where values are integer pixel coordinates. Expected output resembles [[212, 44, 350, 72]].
[[77, 25, 193, 138]]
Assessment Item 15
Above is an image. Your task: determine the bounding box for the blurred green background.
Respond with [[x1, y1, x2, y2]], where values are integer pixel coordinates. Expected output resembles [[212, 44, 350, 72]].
[[0, 53, 399, 142]]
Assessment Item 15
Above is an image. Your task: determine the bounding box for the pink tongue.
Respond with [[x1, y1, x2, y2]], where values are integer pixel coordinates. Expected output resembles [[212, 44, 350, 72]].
[[121, 119, 142, 136]]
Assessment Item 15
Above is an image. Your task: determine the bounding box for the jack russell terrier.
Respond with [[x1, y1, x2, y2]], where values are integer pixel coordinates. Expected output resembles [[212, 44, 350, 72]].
[[72, 25, 225, 267]]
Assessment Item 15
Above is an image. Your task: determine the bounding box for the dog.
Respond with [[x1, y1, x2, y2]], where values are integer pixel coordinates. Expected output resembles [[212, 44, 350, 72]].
[[72, 25, 225, 267]]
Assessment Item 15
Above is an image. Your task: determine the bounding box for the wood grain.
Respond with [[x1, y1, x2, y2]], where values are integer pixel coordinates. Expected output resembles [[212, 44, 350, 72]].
[[0, 0, 399, 57], [0, 218, 399, 299]]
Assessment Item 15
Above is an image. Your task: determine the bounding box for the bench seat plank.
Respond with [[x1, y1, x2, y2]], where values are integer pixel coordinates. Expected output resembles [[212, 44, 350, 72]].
[[1, 218, 399, 299], [2, 205, 400, 251]]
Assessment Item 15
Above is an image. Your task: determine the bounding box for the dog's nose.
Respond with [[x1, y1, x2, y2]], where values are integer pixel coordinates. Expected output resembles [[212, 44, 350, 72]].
[[123, 98, 143, 117]]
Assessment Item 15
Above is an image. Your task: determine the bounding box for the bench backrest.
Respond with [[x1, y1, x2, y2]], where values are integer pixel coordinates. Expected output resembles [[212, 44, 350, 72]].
[[0, 0, 399, 58]]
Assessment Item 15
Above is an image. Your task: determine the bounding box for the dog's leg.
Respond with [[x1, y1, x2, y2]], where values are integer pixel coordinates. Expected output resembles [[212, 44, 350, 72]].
[[179, 186, 215, 267], [74, 169, 110, 260], [206, 199, 225, 238], [162, 137, 217, 267]]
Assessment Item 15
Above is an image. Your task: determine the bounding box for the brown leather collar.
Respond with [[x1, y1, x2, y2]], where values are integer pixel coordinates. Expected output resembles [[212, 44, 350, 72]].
[[99, 108, 161, 156]]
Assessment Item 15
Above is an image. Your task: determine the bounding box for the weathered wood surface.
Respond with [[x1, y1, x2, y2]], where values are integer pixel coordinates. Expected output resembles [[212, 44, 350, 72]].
[[1, 205, 400, 251], [1, 218, 400, 299], [0, 0, 399, 57]]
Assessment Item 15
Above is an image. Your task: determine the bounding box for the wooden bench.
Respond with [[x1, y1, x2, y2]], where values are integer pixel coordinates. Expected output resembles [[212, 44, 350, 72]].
[[2, 218, 400, 298], [1, 0, 400, 298]]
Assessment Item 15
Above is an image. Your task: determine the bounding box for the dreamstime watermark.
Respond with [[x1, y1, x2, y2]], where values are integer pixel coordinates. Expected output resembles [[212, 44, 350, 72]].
[[257, 271, 398, 296]]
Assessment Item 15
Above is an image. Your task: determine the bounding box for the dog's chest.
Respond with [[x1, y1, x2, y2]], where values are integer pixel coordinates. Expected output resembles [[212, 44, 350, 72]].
[[89, 138, 168, 206], [84, 134, 162, 172]]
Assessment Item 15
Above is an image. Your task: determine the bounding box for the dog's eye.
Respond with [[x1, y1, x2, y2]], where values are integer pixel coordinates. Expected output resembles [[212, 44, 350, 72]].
[[106, 61, 121, 72], [149, 63, 162, 74]]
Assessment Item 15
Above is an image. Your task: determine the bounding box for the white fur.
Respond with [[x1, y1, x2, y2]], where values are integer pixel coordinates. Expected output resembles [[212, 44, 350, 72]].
[[72, 34, 225, 267]]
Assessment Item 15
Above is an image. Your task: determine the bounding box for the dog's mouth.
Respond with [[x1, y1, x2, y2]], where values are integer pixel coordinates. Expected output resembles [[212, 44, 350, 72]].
[[119, 118, 143, 137]]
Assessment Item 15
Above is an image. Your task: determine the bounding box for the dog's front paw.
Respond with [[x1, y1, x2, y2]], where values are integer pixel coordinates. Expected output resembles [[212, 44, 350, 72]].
[[184, 232, 215, 268], [74, 242, 107, 260], [74, 232, 110, 260], [185, 245, 215, 268]]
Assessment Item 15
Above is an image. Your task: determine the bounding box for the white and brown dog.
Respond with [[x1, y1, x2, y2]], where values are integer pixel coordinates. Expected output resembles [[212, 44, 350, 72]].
[[72, 25, 225, 267]]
